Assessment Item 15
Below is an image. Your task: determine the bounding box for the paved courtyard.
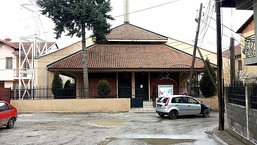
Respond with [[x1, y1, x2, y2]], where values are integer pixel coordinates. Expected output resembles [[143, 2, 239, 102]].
[[0, 112, 224, 145]]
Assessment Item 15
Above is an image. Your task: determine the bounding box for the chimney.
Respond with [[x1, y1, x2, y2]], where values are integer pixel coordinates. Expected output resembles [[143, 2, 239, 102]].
[[124, 0, 129, 23], [4, 38, 11, 42]]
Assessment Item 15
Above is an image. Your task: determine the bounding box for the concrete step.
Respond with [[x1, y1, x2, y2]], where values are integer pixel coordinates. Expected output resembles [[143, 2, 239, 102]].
[[130, 101, 156, 113], [130, 107, 155, 113], [143, 101, 155, 107]]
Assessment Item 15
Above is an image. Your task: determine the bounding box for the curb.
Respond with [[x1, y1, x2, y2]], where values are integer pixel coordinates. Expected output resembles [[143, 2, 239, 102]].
[[211, 127, 228, 145]]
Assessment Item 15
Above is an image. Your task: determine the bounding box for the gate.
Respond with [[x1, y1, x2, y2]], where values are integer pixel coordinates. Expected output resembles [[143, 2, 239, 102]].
[[0, 88, 11, 103]]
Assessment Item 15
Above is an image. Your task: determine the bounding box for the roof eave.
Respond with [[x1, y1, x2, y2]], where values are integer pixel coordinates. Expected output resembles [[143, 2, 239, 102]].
[[48, 68, 206, 72], [107, 40, 168, 42], [221, 0, 253, 10]]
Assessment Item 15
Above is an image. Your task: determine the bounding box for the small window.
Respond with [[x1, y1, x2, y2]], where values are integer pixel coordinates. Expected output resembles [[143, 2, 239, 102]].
[[238, 60, 242, 71], [25, 60, 30, 69], [6, 57, 13, 69], [14, 83, 19, 89]]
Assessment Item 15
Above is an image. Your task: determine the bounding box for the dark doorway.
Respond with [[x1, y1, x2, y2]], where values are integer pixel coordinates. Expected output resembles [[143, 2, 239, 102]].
[[0, 81, 4, 88], [118, 72, 132, 98], [135, 72, 148, 100]]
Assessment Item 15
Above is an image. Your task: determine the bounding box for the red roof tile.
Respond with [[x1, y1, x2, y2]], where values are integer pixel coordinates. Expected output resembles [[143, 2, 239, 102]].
[[0, 39, 55, 51], [12, 42, 55, 51], [48, 44, 204, 69], [0, 39, 17, 49], [106, 23, 168, 41]]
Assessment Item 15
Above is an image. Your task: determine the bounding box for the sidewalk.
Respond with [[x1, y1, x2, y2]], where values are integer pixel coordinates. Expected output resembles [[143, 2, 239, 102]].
[[213, 127, 257, 145]]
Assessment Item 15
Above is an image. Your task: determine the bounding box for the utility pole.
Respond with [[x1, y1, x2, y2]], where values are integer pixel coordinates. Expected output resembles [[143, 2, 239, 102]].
[[216, 0, 224, 131], [188, 3, 203, 94], [230, 37, 235, 86]]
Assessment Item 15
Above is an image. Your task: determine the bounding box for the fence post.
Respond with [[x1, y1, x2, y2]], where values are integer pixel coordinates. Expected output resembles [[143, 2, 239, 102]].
[[81, 86, 83, 99], [46, 86, 48, 99], [32, 87, 35, 100], [245, 86, 252, 140], [223, 86, 228, 128]]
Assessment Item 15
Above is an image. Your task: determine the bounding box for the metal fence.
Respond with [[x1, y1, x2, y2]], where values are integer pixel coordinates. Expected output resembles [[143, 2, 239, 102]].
[[227, 85, 246, 106], [11, 87, 146, 100], [250, 85, 257, 109], [11, 88, 81, 100], [226, 84, 257, 109], [12, 85, 204, 100]]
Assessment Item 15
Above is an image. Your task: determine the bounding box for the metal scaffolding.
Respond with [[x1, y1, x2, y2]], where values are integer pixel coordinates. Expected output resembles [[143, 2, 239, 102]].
[[18, 0, 51, 99]]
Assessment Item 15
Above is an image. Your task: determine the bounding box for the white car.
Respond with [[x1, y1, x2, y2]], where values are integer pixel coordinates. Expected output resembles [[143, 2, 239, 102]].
[[155, 95, 211, 119]]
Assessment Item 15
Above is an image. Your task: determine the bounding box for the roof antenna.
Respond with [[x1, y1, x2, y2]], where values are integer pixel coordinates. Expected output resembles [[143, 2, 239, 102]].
[[124, 0, 129, 23]]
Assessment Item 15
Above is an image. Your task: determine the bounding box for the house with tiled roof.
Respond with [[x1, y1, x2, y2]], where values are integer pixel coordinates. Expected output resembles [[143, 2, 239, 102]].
[[234, 14, 257, 83], [0, 39, 17, 89], [0, 38, 57, 92], [34, 22, 221, 100], [222, 44, 243, 82]]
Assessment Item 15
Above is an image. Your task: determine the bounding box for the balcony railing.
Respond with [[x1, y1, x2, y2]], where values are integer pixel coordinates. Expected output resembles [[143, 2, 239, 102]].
[[242, 34, 256, 58]]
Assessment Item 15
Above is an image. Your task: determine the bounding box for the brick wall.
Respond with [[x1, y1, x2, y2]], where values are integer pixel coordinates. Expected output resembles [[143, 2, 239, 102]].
[[242, 20, 254, 35], [89, 73, 117, 98], [226, 103, 247, 137]]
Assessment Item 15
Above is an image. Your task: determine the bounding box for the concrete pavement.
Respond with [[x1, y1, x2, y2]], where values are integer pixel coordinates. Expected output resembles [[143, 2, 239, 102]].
[[131, 101, 251, 145]]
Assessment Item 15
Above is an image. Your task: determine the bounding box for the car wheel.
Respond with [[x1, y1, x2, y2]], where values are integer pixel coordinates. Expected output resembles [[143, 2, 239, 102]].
[[6, 118, 15, 129], [158, 113, 165, 117], [169, 110, 178, 119], [203, 108, 210, 118]]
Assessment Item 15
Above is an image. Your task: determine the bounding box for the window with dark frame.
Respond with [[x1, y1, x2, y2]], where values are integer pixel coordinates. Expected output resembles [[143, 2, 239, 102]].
[[6, 57, 12, 69]]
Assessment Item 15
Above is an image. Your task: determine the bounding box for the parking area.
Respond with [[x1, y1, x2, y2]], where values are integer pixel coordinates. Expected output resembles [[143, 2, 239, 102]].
[[0, 112, 222, 145]]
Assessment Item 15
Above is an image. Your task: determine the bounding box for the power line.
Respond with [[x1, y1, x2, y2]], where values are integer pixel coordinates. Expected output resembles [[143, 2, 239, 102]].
[[113, 0, 182, 18]]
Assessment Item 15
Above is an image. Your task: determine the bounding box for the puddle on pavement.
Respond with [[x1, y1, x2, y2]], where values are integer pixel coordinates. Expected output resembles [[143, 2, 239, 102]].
[[89, 119, 127, 127], [98, 137, 195, 145]]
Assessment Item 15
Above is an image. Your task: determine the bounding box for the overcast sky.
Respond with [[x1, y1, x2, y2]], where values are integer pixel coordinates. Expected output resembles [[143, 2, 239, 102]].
[[0, 0, 253, 52]]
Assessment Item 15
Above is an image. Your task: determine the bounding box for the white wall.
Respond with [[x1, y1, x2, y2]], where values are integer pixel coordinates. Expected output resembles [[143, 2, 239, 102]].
[[0, 44, 16, 82]]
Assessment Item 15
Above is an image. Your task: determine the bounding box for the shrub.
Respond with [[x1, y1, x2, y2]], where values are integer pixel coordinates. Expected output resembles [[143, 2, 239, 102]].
[[97, 79, 111, 98], [200, 58, 217, 97], [51, 72, 63, 99]]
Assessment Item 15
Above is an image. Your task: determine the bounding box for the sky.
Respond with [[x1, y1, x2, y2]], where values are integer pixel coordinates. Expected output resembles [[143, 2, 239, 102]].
[[0, 0, 253, 52]]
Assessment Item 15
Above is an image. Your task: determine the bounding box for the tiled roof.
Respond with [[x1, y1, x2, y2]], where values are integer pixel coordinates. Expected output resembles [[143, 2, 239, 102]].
[[222, 44, 241, 58], [0, 40, 55, 51], [0, 39, 17, 49], [106, 23, 168, 41], [48, 44, 204, 69], [12, 42, 56, 51]]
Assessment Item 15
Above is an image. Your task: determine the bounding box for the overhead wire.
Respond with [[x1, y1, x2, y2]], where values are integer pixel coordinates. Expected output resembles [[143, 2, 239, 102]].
[[113, 0, 182, 18], [4, 0, 248, 60]]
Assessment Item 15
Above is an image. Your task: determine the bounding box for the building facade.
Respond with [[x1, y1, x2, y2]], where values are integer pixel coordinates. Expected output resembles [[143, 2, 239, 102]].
[[34, 22, 221, 100]]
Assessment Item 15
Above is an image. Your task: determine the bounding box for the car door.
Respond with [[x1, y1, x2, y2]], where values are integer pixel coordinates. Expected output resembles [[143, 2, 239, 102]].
[[173, 97, 188, 115], [0, 102, 11, 126], [184, 97, 201, 115]]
